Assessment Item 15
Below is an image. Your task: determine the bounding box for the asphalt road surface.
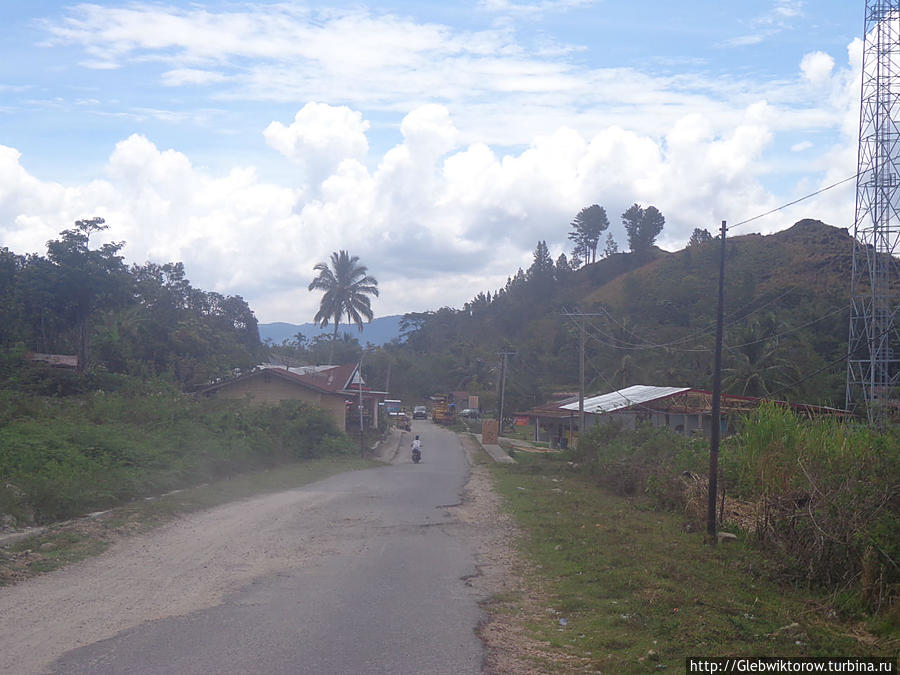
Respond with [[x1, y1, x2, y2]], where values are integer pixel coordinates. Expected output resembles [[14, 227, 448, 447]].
[[2, 421, 488, 675]]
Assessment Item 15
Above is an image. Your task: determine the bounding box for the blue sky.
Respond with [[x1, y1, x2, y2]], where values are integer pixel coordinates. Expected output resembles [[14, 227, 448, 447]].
[[0, 1, 866, 322]]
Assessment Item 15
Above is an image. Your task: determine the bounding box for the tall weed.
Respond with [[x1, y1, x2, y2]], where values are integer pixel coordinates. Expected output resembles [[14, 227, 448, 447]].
[[0, 391, 351, 526], [722, 404, 899, 612], [572, 407, 898, 613]]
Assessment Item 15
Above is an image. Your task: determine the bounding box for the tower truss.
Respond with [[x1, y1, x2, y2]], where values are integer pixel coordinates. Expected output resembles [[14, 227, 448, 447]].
[[847, 0, 900, 425]]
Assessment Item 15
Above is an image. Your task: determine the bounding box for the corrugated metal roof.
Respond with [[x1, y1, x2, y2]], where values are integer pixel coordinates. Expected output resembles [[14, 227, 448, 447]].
[[560, 385, 690, 414]]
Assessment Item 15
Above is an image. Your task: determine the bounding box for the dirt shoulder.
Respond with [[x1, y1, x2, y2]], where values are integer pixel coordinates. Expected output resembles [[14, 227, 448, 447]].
[[454, 434, 583, 674]]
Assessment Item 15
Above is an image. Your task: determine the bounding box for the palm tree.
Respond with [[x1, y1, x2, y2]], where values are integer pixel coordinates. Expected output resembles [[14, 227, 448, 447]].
[[722, 315, 798, 398], [308, 250, 379, 364]]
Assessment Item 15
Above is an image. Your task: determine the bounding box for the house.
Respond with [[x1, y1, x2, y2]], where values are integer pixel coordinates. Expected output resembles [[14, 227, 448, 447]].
[[199, 363, 387, 433], [520, 385, 848, 445]]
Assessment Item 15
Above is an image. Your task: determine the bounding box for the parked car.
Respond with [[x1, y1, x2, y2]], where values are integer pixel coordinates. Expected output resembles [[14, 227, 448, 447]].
[[460, 408, 480, 419], [412, 405, 427, 419]]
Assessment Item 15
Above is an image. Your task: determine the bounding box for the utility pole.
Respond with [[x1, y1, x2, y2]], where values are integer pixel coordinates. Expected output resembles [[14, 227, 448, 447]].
[[563, 311, 604, 445], [579, 316, 585, 436], [497, 351, 514, 436], [707, 220, 727, 543], [358, 351, 367, 458]]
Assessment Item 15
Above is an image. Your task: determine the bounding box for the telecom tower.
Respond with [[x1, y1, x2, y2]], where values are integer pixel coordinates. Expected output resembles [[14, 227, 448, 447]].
[[847, 0, 900, 425]]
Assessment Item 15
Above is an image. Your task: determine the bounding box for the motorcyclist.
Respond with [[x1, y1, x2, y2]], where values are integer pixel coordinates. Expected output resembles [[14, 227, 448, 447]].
[[411, 435, 422, 461]]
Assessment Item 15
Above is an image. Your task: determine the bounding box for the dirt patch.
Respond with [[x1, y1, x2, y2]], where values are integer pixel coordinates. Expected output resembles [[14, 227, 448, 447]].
[[454, 434, 587, 674]]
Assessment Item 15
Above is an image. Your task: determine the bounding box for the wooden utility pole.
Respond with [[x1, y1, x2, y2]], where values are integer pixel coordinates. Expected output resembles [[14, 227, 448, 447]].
[[497, 351, 514, 436], [563, 311, 604, 446], [707, 220, 727, 543], [579, 317, 585, 436]]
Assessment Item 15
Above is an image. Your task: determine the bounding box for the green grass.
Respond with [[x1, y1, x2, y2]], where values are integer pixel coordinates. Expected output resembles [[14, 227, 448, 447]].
[[490, 452, 897, 673], [0, 390, 354, 525]]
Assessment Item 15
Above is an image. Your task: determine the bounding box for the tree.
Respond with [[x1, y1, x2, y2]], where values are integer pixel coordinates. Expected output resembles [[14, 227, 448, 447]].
[[688, 227, 713, 247], [723, 314, 799, 397], [622, 203, 643, 253], [528, 240, 554, 280], [308, 250, 379, 364], [45, 218, 129, 372], [602, 233, 619, 258], [554, 253, 572, 283], [622, 203, 665, 257], [568, 204, 609, 265]]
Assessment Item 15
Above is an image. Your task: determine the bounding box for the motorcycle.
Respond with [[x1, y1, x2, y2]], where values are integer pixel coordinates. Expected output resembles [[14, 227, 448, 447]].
[[411, 445, 421, 463]]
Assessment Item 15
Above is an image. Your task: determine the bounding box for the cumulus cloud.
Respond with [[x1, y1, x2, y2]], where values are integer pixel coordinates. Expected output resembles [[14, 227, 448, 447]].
[[264, 103, 370, 188], [800, 51, 835, 87]]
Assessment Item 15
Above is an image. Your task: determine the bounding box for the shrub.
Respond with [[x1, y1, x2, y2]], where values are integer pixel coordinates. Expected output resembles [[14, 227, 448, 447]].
[[722, 404, 899, 612], [571, 407, 899, 613], [0, 390, 350, 527], [573, 421, 708, 510]]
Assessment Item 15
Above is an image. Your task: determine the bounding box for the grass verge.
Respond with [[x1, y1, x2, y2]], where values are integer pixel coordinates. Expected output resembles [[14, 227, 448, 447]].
[[0, 456, 377, 586], [489, 452, 898, 673]]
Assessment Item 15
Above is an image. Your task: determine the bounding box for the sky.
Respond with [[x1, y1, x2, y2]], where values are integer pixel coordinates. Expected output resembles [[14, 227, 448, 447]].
[[0, 1, 866, 323]]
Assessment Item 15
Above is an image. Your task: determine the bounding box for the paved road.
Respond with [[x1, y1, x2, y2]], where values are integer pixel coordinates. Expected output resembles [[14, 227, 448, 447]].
[[43, 420, 485, 674]]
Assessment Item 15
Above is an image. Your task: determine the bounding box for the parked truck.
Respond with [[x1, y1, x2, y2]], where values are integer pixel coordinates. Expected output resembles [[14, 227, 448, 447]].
[[430, 393, 456, 425]]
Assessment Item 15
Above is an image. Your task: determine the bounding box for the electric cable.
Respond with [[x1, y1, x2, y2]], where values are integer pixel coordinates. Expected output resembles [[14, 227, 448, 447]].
[[726, 174, 857, 233]]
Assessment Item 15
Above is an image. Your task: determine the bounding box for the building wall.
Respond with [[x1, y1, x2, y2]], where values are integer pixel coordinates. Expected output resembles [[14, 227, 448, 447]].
[[208, 374, 347, 431]]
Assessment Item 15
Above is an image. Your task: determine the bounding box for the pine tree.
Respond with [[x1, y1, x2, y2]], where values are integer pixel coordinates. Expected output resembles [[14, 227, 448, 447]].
[[568, 204, 609, 264], [603, 233, 619, 258]]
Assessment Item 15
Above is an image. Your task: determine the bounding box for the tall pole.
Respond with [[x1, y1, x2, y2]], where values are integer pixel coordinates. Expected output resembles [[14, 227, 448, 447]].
[[579, 317, 585, 440], [707, 220, 727, 543], [498, 352, 512, 436], [358, 352, 365, 458]]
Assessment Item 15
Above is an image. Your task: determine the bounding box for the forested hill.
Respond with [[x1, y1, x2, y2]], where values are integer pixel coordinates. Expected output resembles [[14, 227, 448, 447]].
[[379, 219, 855, 412]]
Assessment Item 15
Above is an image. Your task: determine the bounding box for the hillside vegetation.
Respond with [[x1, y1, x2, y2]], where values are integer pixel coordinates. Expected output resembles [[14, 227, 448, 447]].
[[377, 219, 854, 413], [0, 221, 352, 530]]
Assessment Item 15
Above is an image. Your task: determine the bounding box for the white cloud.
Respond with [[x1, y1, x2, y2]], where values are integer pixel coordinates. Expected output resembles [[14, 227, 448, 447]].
[[161, 69, 228, 87], [264, 103, 370, 188], [723, 0, 804, 48], [479, 0, 596, 16], [800, 51, 835, 87], [38, 2, 835, 150]]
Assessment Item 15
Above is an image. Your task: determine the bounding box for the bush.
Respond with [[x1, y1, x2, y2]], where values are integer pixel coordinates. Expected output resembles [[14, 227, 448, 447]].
[[571, 408, 899, 613], [0, 390, 350, 527], [722, 404, 899, 613], [573, 421, 708, 509]]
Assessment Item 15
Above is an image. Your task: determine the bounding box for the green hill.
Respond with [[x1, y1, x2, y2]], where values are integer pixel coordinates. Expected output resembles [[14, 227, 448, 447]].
[[381, 219, 856, 411]]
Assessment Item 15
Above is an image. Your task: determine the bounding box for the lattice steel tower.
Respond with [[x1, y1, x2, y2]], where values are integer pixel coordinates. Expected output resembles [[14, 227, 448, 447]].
[[847, 0, 900, 425]]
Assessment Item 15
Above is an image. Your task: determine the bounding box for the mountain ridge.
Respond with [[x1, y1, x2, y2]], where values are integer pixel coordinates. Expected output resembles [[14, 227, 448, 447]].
[[259, 315, 404, 346]]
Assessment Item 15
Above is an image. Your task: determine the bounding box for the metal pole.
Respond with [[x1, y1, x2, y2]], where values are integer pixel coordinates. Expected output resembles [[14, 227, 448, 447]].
[[707, 220, 727, 543]]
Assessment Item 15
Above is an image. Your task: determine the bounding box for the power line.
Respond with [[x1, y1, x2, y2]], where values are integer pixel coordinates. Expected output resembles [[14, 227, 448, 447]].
[[726, 174, 856, 233], [564, 287, 802, 354], [722, 305, 848, 352]]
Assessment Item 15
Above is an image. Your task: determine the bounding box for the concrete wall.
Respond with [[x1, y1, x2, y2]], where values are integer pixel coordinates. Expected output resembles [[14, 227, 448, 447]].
[[208, 373, 347, 432]]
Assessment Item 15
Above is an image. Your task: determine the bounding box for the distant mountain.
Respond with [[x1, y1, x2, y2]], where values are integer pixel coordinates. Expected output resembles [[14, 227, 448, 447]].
[[259, 315, 405, 346]]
